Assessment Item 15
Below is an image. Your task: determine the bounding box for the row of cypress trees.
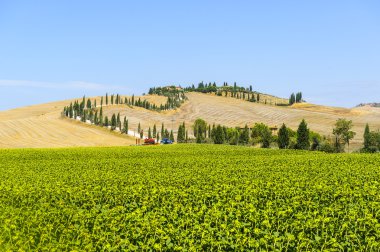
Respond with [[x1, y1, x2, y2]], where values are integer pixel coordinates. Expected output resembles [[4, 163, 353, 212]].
[[63, 91, 187, 119]]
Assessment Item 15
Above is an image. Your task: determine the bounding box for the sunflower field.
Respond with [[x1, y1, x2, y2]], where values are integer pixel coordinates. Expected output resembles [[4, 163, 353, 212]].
[[1, 145, 380, 251]]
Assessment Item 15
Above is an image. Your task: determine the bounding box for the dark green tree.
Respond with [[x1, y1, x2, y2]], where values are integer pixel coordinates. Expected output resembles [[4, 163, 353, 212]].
[[123, 117, 128, 134], [86, 99, 91, 109], [99, 107, 103, 126], [106, 93, 108, 105], [116, 113, 120, 128], [214, 125, 225, 144], [252, 123, 272, 148], [170, 130, 174, 142], [94, 111, 98, 125], [289, 93, 296, 105], [239, 124, 250, 144], [111, 114, 117, 130], [193, 118, 207, 140], [296, 119, 310, 150], [161, 123, 165, 138], [148, 127, 152, 138], [277, 123, 290, 149], [363, 123, 371, 150], [164, 129, 170, 139], [153, 124, 157, 138]]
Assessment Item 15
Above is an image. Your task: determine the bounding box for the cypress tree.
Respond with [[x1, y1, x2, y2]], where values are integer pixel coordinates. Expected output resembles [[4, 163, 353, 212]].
[[111, 94, 114, 105], [170, 130, 174, 142], [138, 122, 141, 135], [257, 94, 260, 103], [177, 124, 184, 143], [101, 96, 103, 107], [296, 119, 310, 150], [161, 123, 165, 138], [94, 111, 98, 125], [363, 123, 371, 150], [153, 124, 157, 138], [123, 117, 128, 134], [185, 130, 188, 142], [289, 93, 296, 105], [239, 124, 250, 144], [69, 103, 73, 118], [148, 127, 152, 138], [116, 113, 120, 127], [278, 123, 289, 149], [140, 129, 144, 139], [104, 116, 109, 127], [87, 99, 91, 109], [157, 132, 160, 142], [106, 93, 108, 105], [111, 114, 117, 130], [196, 125, 202, 144], [165, 129, 169, 139], [214, 125, 225, 144], [82, 110, 87, 122]]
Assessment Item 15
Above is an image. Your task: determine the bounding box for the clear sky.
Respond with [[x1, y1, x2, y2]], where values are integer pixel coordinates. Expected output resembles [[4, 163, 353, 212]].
[[0, 0, 379, 110]]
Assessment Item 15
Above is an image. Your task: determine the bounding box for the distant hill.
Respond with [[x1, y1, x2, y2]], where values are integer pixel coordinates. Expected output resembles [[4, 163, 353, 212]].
[[356, 103, 380, 108], [2, 92, 380, 150]]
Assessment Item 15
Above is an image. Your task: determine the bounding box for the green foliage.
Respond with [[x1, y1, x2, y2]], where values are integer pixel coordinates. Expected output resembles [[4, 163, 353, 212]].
[[362, 124, 380, 153], [123, 117, 128, 134], [251, 123, 272, 148], [289, 93, 295, 105], [177, 123, 186, 143], [148, 127, 152, 139], [153, 124, 157, 138], [169, 130, 174, 142], [111, 114, 117, 130], [277, 123, 290, 149], [213, 125, 225, 144], [333, 119, 356, 152], [296, 119, 310, 150], [193, 118, 207, 141], [1, 145, 380, 250], [239, 124, 250, 145]]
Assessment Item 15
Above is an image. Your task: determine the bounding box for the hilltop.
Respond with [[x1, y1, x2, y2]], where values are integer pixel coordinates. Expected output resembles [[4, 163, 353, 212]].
[[356, 103, 380, 108], [1, 89, 380, 150]]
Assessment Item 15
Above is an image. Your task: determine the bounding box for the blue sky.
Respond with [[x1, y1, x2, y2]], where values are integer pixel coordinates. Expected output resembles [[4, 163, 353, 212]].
[[0, 0, 379, 110]]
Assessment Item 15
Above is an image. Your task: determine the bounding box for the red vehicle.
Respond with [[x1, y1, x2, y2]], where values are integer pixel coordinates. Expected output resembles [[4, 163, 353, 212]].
[[143, 138, 156, 145]]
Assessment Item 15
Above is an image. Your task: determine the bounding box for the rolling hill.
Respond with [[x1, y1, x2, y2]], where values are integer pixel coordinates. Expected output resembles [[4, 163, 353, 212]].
[[1, 92, 379, 150]]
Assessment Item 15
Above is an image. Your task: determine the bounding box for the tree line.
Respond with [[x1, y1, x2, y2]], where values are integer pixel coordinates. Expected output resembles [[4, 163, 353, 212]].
[[178, 118, 359, 153], [62, 92, 185, 120]]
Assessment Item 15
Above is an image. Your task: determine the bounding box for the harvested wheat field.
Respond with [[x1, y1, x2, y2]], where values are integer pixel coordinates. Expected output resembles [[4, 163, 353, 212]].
[[1, 92, 379, 150], [0, 100, 135, 148]]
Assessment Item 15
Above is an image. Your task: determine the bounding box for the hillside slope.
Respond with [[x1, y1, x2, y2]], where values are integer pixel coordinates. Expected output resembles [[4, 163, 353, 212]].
[[0, 100, 135, 148], [1, 92, 379, 149]]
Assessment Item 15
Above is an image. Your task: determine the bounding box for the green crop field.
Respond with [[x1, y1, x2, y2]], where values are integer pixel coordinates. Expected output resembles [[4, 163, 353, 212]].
[[1, 145, 380, 251]]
